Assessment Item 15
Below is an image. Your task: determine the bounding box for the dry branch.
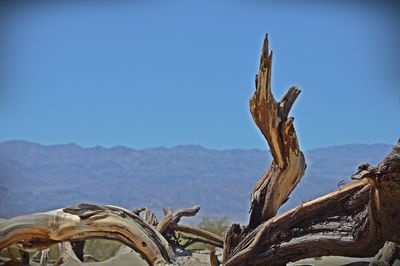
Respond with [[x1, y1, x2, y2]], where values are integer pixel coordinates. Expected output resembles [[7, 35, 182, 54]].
[[209, 245, 220, 266], [0, 203, 174, 265], [156, 205, 215, 250], [223, 34, 400, 265], [169, 224, 223, 248], [248, 34, 306, 228]]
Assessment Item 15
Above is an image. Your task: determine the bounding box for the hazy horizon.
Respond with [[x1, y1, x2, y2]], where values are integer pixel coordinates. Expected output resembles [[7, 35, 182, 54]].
[[0, 139, 393, 219], [0, 138, 395, 152]]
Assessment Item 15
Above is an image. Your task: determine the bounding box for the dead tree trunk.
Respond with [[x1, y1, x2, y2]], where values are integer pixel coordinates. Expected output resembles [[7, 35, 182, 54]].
[[223, 34, 400, 265]]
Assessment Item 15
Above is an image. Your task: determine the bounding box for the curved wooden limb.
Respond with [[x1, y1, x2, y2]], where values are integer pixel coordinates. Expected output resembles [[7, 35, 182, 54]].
[[158, 205, 200, 232], [224, 34, 400, 265], [225, 141, 400, 265], [156, 214, 173, 234], [155, 205, 222, 251], [248, 34, 306, 228], [169, 223, 223, 248], [0, 203, 175, 265], [157, 205, 203, 246], [170, 205, 200, 224]]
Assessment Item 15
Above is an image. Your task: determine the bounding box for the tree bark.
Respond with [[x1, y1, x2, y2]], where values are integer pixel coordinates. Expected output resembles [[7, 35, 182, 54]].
[[223, 34, 400, 266], [248, 34, 306, 229]]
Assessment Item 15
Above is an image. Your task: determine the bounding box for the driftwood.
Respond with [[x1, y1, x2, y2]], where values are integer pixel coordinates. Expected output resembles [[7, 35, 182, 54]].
[[155, 205, 224, 251], [1, 34, 399, 266], [0, 203, 222, 265], [0, 204, 174, 265], [222, 35, 400, 265]]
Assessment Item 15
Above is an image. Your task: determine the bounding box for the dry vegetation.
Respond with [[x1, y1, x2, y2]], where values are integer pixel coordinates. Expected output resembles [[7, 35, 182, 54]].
[[1, 35, 399, 265]]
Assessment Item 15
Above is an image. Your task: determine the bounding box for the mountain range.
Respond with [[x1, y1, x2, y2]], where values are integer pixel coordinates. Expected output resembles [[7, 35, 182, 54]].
[[0, 140, 393, 223]]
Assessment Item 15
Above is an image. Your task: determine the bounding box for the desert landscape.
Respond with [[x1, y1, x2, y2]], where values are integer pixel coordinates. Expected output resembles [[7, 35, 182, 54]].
[[1, 35, 400, 265]]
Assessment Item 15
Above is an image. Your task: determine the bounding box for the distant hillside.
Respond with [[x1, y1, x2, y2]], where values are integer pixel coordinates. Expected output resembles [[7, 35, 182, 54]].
[[0, 140, 392, 222]]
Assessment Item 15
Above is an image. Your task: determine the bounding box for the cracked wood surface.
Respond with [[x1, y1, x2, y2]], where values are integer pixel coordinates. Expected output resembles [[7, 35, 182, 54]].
[[248, 34, 306, 228], [0, 204, 174, 265], [223, 34, 400, 266]]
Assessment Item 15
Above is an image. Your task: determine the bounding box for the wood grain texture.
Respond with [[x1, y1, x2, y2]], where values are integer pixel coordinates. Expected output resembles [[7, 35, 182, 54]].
[[0, 204, 174, 265], [248, 34, 306, 228], [223, 34, 400, 266]]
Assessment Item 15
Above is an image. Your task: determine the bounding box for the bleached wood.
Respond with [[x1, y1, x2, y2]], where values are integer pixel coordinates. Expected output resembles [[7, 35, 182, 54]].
[[0, 204, 174, 265]]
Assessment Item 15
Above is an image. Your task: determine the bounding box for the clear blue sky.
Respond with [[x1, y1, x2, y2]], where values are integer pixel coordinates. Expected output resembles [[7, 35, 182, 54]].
[[1, 1, 399, 150]]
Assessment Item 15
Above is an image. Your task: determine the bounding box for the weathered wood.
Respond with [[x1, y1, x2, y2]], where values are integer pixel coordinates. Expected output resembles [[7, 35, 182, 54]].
[[170, 205, 200, 224], [58, 242, 81, 264], [0, 203, 174, 265], [156, 205, 217, 251], [157, 205, 200, 235], [84, 254, 101, 263], [39, 248, 49, 266], [1, 34, 399, 266], [156, 214, 173, 234], [169, 223, 224, 248], [208, 245, 220, 266], [223, 34, 400, 266], [225, 143, 400, 266], [248, 34, 306, 228], [132, 207, 146, 215], [370, 242, 399, 266]]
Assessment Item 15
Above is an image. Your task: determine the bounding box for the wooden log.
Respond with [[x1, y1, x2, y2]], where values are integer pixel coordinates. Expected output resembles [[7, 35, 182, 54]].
[[0, 203, 174, 265]]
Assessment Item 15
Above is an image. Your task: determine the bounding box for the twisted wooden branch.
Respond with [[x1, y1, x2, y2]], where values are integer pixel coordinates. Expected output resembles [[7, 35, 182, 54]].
[[248, 34, 306, 228], [223, 34, 400, 265], [0, 204, 174, 265]]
